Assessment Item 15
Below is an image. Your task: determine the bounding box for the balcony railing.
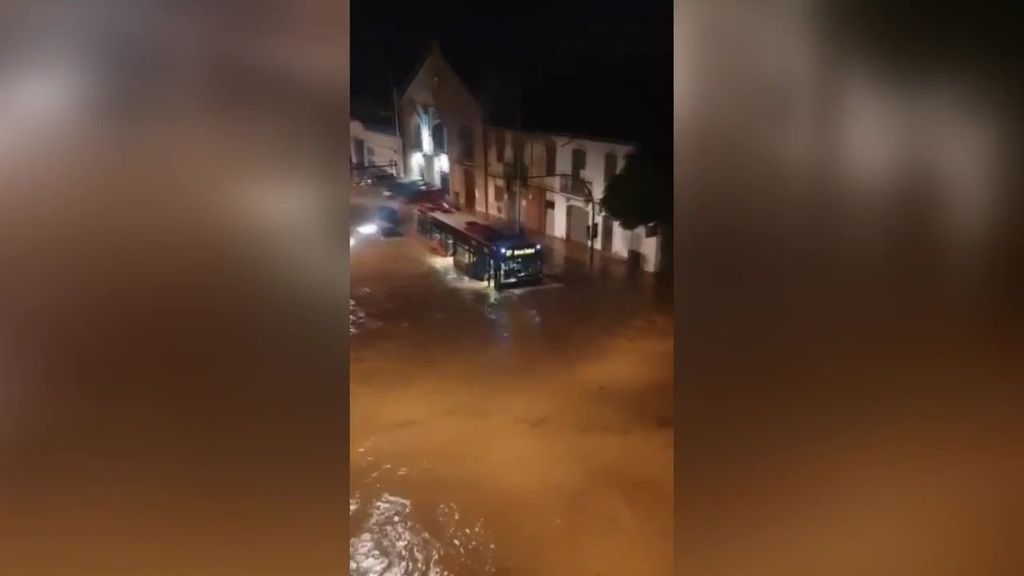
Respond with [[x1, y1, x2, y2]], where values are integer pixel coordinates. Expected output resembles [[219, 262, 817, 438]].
[[520, 174, 592, 199], [557, 174, 591, 198]]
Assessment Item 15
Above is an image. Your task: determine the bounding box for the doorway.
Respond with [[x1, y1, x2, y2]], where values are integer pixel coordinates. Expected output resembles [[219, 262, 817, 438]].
[[523, 188, 544, 232], [566, 204, 588, 244], [353, 137, 365, 166]]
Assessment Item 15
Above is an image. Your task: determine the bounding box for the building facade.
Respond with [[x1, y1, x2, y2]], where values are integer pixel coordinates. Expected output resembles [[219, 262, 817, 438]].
[[350, 119, 403, 177], [478, 129, 662, 271], [399, 44, 663, 272], [398, 42, 486, 212]]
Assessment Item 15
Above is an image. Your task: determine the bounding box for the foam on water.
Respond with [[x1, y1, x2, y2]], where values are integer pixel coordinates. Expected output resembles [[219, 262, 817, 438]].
[[349, 493, 445, 576], [349, 462, 500, 576], [350, 298, 381, 335]]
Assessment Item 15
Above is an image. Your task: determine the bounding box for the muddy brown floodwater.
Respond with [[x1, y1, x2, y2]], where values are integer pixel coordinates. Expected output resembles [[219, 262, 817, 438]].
[[349, 188, 674, 575]]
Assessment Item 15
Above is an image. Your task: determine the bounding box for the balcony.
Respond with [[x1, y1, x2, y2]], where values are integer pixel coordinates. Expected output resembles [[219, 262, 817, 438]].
[[556, 174, 591, 199], [524, 174, 591, 199]]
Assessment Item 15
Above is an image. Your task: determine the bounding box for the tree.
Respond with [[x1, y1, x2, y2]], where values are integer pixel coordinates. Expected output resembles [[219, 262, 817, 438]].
[[599, 140, 673, 275], [600, 141, 672, 230]]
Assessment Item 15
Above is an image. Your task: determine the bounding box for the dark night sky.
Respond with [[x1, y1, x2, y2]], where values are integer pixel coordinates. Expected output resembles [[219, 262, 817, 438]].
[[351, 0, 672, 144]]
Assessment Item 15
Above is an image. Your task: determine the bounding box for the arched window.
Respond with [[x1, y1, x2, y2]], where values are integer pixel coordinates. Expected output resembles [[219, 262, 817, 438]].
[[432, 122, 446, 153], [545, 141, 556, 175], [410, 116, 423, 150], [458, 125, 474, 160]]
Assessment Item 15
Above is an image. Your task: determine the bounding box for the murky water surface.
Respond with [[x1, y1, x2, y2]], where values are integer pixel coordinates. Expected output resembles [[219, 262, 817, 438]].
[[350, 188, 674, 575]]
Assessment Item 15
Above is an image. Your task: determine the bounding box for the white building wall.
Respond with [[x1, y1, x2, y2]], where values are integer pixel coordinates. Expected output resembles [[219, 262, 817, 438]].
[[351, 120, 404, 177], [477, 128, 662, 272], [544, 135, 663, 270], [612, 226, 662, 272]]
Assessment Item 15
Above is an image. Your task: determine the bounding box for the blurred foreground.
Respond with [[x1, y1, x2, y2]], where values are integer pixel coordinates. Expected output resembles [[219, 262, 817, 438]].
[[677, 2, 1024, 575], [1, 2, 349, 574]]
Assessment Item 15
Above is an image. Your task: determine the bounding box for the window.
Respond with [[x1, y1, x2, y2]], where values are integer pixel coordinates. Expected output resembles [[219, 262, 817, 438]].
[[545, 142, 556, 176], [459, 126, 474, 160], [366, 146, 375, 158], [432, 122, 446, 152], [604, 151, 618, 184], [495, 185, 506, 203], [495, 131, 506, 164], [571, 148, 586, 178], [645, 223, 659, 238], [411, 120, 422, 150], [512, 136, 526, 183], [353, 137, 365, 165], [454, 243, 474, 265]]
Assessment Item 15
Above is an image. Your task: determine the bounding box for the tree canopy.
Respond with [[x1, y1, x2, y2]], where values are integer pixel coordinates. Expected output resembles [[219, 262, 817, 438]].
[[599, 141, 672, 230]]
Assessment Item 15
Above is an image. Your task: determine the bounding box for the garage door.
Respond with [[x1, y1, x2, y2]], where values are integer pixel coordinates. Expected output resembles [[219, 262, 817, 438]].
[[566, 204, 588, 244]]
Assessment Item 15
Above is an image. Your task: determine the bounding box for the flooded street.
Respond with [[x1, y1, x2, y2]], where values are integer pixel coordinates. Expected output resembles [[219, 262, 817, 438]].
[[349, 188, 674, 575]]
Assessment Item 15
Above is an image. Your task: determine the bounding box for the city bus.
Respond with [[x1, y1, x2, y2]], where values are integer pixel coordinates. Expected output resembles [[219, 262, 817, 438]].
[[414, 203, 544, 290]]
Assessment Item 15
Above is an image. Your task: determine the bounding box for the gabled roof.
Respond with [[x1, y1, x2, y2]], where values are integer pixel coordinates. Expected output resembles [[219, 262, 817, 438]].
[[395, 41, 659, 144], [399, 41, 482, 117], [397, 48, 433, 98], [399, 42, 610, 141]]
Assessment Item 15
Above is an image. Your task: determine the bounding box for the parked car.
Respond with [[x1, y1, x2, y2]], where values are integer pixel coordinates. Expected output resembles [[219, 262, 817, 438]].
[[386, 179, 428, 199], [403, 186, 446, 205]]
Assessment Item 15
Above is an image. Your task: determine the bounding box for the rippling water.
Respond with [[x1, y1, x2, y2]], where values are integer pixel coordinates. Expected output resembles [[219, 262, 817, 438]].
[[350, 298, 380, 335], [349, 189, 674, 575], [349, 493, 442, 576], [350, 464, 499, 576]]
